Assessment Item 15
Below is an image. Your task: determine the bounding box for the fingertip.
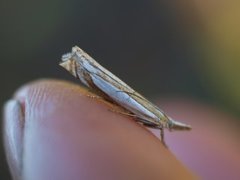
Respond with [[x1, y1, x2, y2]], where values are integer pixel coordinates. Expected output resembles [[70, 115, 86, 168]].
[[5, 79, 194, 179]]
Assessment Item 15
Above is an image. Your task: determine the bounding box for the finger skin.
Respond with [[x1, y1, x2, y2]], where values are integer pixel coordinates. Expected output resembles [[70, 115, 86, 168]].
[[4, 79, 195, 180], [3, 100, 24, 180], [154, 99, 240, 180]]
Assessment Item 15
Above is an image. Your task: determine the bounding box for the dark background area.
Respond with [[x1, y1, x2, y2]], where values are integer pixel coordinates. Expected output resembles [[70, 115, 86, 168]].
[[1, 0, 239, 179]]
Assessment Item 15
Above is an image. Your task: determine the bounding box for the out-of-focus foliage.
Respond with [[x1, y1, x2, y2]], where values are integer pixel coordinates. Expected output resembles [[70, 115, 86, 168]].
[[194, 0, 240, 114]]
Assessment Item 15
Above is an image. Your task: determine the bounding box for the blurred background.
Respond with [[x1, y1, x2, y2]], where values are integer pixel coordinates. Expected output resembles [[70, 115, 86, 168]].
[[0, 0, 240, 179]]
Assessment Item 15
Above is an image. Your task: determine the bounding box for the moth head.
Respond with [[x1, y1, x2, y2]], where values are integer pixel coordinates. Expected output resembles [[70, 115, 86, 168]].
[[59, 52, 78, 78]]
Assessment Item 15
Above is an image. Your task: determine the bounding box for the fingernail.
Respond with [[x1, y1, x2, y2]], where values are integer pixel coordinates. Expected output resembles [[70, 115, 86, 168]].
[[3, 99, 25, 179]]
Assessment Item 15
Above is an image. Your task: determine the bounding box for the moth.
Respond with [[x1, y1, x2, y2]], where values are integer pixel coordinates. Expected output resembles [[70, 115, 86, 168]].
[[60, 46, 191, 146]]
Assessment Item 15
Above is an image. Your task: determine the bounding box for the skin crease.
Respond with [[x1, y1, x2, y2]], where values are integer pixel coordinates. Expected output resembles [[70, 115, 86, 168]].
[[3, 79, 240, 179]]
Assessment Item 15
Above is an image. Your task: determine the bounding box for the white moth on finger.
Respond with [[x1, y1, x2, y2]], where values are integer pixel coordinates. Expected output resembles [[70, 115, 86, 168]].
[[60, 46, 191, 146]]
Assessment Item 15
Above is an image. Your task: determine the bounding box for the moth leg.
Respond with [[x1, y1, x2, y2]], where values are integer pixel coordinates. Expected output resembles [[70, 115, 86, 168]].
[[160, 128, 168, 148], [136, 120, 168, 147], [108, 107, 137, 118]]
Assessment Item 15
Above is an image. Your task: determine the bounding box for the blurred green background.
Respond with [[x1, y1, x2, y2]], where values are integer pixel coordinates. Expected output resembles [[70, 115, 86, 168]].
[[1, 0, 239, 178]]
